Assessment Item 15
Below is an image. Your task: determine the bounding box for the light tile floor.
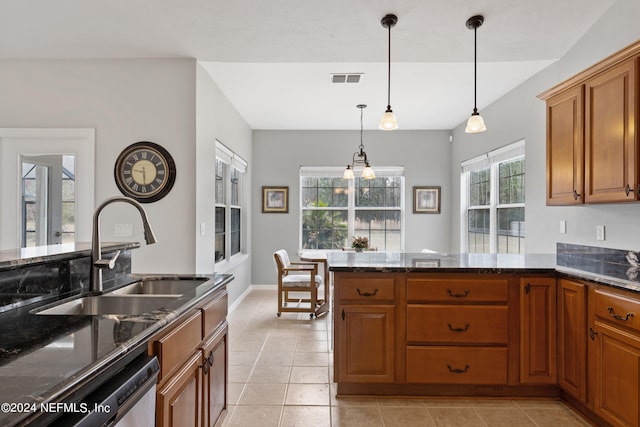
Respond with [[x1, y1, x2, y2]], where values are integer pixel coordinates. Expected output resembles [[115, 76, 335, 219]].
[[222, 288, 592, 427]]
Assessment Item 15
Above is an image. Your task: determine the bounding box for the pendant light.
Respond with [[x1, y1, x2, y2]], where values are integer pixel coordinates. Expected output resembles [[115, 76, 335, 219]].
[[344, 105, 375, 180], [465, 14, 487, 133], [379, 14, 398, 131]]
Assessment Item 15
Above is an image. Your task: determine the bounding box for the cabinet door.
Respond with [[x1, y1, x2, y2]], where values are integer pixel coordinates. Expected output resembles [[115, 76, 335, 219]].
[[520, 278, 557, 384], [585, 58, 637, 203], [203, 327, 227, 427], [589, 321, 640, 427], [546, 85, 584, 205], [337, 305, 395, 383], [557, 279, 587, 402], [156, 351, 203, 427]]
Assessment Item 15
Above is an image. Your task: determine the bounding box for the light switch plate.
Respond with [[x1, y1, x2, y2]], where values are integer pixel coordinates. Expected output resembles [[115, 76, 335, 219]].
[[596, 225, 605, 241], [560, 220, 567, 234], [200, 222, 206, 236]]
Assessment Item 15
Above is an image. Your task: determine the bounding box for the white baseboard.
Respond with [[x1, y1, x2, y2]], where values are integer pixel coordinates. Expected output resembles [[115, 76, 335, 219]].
[[228, 284, 277, 313]]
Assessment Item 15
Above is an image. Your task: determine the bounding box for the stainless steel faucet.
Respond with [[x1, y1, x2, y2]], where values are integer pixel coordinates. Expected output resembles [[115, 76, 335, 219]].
[[90, 197, 157, 293]]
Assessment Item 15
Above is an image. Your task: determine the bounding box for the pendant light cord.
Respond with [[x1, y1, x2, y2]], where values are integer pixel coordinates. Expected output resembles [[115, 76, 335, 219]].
[[359, 106, 364, 151], [386, 24, 392, 109], [473, 25, 477, 113]]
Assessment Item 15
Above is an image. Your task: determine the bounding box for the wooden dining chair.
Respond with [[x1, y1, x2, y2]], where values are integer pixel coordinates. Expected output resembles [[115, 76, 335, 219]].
[[273, 249, 323, 318]]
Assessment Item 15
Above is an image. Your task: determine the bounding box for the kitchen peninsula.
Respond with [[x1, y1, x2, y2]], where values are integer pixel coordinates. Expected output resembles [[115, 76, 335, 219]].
[[329, 247, 640, 427]]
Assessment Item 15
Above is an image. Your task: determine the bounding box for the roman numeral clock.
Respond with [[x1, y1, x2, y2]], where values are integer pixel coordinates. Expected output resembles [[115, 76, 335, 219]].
[[114, 141, 176, 203]]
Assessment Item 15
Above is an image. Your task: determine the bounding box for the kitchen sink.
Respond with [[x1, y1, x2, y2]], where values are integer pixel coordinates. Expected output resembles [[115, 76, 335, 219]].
[[32, 295, 180, 316], [109, 277, 210, 295]]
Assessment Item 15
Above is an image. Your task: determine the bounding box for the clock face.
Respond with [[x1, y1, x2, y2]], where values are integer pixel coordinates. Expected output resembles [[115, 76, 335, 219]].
[[114, 142, 176, 203]]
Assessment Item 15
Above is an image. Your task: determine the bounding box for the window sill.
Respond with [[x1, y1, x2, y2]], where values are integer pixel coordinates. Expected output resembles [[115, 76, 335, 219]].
[[215, 253, 250, 273]]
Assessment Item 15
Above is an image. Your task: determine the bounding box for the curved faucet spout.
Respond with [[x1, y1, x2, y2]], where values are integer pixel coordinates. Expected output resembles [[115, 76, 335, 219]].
[[90, 197, 157, 293]]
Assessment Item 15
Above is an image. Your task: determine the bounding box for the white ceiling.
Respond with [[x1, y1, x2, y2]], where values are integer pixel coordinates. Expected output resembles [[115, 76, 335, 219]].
[[0, 0, 616, 130]]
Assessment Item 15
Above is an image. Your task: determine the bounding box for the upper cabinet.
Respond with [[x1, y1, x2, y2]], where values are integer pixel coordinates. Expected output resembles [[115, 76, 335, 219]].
[[539, 41, 640, 205]]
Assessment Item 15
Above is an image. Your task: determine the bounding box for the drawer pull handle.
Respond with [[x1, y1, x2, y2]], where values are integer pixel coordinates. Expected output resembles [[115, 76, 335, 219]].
[[447, 289, 470, 298], [448, 323, 470, 332], [589, 327, 598, 341], [625, 184, 632, 197], [607, 306, 634, 322], [206, 350, 215, 366], [447, 364, 470, 374], [356, 288, 378, 297], [573, 190, 580, 200]]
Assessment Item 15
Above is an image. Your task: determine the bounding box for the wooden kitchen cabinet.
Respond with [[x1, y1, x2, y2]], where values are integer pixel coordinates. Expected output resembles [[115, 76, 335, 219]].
[[540, 41, 640, 206], [545, 85, 584, 205], [157, 351, 203, 427], [520, 277, 556, 384], [334, 274, 397, 384], [557, 279, 587, 403], [406, 275, 512, 386], [588, 286, 640, 427], [151, 286, 229, 427], [585, 58, 637, 203]]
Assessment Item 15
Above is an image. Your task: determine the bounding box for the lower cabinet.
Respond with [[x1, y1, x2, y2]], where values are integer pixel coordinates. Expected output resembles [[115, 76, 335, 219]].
[[520, 277, 557, 384], [334, 274, 396, 384], [157, 351, 203, 427], [557, 279, 587, 402], [588, 286, 640, 427], [152, 286, 228, 427]]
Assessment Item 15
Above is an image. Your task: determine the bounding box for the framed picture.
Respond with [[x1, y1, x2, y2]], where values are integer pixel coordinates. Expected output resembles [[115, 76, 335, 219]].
[[262, 186, 289, 213], [413, 186, 441, 214]]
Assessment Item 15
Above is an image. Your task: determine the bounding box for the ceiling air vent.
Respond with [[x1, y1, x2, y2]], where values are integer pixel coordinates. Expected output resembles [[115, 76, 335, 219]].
[[331, 73, 363, 84]]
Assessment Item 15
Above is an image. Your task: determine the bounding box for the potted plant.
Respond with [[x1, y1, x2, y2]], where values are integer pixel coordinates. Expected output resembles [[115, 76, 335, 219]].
[[351, 236, 369, 252]]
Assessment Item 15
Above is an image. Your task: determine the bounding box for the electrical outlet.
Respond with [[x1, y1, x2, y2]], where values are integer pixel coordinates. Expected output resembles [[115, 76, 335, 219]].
[[560, 220, 567, 234], [114, 223, 133, 237], [596, 225, 605, 241], [200, 222, 206, 236]]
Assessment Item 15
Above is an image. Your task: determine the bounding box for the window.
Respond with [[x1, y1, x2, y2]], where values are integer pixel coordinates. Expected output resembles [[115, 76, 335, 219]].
[[21, 155, 76, 247], [215, 141, 247, 263], [461, 140, 525, 254], [300, 167, 404, 251]]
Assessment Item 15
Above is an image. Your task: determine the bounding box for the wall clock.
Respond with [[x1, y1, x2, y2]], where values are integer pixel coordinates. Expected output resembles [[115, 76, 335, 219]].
[[114, 141, 176, 203]]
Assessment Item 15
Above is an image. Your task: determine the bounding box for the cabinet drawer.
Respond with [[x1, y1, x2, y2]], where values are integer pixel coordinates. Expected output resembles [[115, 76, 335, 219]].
[[338, 277, 395, 302], [594, 289, 640, 333], [155, 310, 203, 381], [407, 305, 508, 344], [202, 290, 228, 339], [407, 278, 508, 303], [406, 346, 508, 384]]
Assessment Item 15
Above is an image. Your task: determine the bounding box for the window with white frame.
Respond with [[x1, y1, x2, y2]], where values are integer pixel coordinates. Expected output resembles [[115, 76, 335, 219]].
[[215, 141, 247, 263], [461, 140, 525, 254], [300, 167, 404, 251]]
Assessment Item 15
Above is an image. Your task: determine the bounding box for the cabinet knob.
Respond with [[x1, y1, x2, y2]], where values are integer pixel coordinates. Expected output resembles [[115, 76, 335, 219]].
[[524, 283, 531, 294], [573, 190, 580, 200], [625, 184, 632, 197], [589, 327, 598, 341]]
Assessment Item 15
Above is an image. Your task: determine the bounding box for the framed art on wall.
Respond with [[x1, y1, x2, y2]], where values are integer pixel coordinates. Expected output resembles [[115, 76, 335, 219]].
[[262, 186, 289, 213], [413, 186, 441, 214]]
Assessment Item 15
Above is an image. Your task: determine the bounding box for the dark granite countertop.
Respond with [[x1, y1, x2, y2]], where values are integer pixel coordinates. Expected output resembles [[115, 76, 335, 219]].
[[0, 272, 233, 427], [0, 242, 140, 272], [325, 249, 640, 294], [327, 252, 557, 273]]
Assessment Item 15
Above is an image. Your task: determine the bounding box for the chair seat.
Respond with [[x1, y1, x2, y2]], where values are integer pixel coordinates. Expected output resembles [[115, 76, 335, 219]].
[[282, 274, 323, 288]]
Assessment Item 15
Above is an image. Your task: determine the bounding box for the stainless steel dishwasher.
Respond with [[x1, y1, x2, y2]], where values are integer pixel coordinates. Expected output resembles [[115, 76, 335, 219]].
[[50, 354, 160, 427]]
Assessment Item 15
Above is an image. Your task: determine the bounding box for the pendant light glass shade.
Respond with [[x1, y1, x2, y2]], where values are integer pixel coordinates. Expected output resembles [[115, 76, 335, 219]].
[[345, 105, 375, 180], [465, 15, 487, 134], [379, 108, 398, 131], [380, 14, 398, 131], [465, 111, 487, 133], [343, 165, 355, 180]]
